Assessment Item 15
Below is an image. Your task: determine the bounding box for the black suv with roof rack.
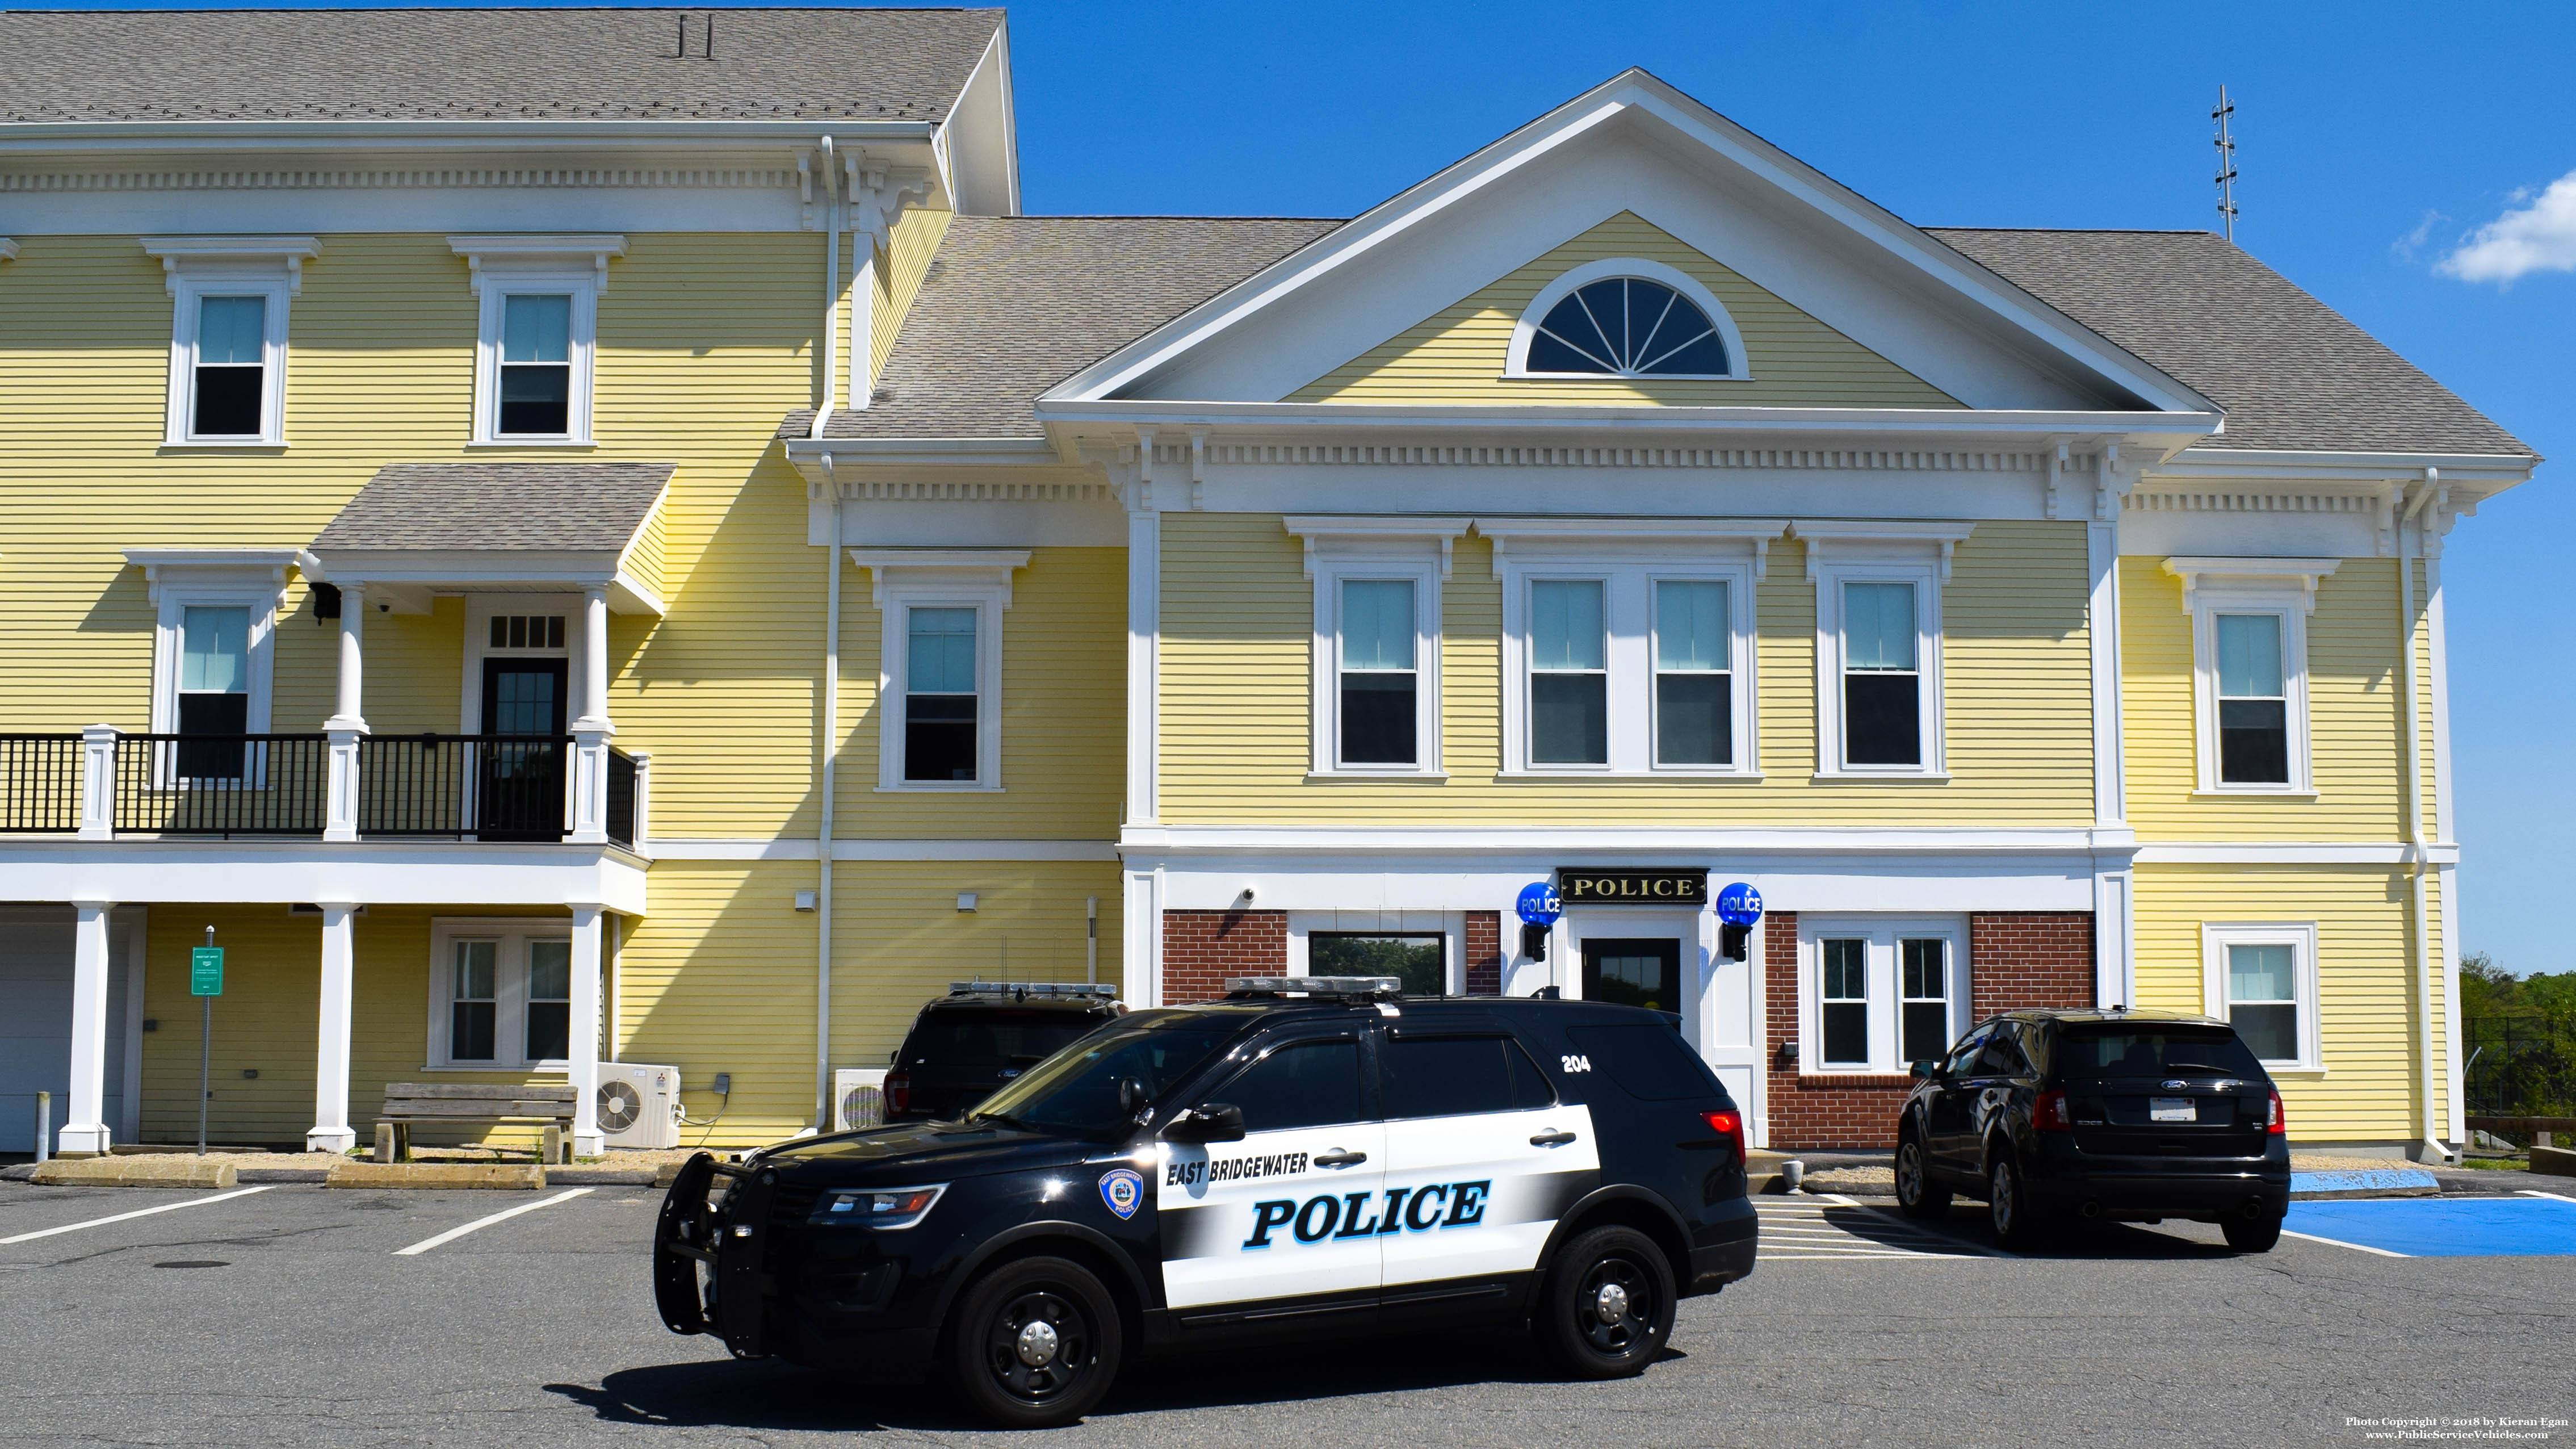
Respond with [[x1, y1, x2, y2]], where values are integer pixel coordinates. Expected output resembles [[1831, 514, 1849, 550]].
[[1892, 1008, 2292, 1249], [884, 982, 1126, 1124], [653, 977, 1756, 1427]]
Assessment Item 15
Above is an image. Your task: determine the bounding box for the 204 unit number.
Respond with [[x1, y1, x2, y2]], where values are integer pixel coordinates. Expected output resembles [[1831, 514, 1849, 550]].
[[1559, 1054, 1593, 1074]]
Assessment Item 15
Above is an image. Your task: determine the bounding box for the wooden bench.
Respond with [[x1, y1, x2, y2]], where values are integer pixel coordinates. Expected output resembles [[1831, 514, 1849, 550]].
[[2467, 1116, 2576, 1149], [375, 1083, 580, 1165]]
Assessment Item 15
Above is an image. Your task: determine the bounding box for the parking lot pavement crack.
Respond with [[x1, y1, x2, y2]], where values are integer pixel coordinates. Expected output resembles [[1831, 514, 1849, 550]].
[[34, 1220, 359, 1267]]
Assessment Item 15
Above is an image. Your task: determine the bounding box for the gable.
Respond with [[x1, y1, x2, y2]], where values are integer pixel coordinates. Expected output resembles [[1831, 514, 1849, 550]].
[[1291, 212, 1958, 409]]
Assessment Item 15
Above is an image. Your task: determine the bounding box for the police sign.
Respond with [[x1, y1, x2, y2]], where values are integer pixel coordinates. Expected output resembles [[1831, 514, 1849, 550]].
[[1557, 868, 1709, 906]]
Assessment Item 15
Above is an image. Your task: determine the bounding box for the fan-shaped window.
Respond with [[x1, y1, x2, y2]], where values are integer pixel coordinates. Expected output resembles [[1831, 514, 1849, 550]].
[[1526, 276, 1730, 377]]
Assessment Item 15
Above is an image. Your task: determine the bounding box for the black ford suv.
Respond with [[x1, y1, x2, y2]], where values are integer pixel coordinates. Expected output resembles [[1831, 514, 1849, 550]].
[[655, 977, 1756, 1427], [885, 982, 1125, 1123], [1892, 1008, 2290, 1249]]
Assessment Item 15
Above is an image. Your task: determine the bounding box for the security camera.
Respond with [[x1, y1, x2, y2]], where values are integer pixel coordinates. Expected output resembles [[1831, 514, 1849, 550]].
[[1237, 885, 1257, 903]]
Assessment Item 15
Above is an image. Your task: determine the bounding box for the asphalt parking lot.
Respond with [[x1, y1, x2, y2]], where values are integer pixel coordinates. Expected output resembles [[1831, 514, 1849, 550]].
[[5, 1179, 2571, 1449]]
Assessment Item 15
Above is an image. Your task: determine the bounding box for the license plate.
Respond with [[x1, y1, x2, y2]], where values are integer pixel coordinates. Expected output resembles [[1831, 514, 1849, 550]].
[[2150, 1097, 2197, 1123]]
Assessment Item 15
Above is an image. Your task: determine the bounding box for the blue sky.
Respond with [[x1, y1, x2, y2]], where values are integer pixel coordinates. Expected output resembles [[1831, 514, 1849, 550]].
[[51, 1, 2576, 971]]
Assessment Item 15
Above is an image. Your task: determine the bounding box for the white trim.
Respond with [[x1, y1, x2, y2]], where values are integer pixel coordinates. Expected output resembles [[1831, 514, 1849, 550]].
[[1796, 914, 1969, 1075], [2200, 921, 2323, 1072], [2087, 518, 2125, 827], [456, 240, 618, 446], [1808, 542, 1948, 778], [160, 269, 293, 447], [146, 581, 282, 739], [1127, 510, 1161, 826], [1120, 823, 2138, 855], [1286, 520, 1462, 778], [2133, 841, 2455, 865], [1287, 911, 1466, 992], [1505, 257, 1751, 380], [0, 840, 648, 914], [851, 550, 1027, 793], [458, 595, 582, 738], [448, 234, 625, 294], [2164, 557, 2336, 795], [423, 916, 576, 1072]]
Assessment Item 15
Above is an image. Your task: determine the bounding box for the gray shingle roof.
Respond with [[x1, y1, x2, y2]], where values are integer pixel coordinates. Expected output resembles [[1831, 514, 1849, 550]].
[[313, 463, 674, 552], [791, 215, 1343, 439], [0, 7, 1000, 123], [1929, 228, 2532, 458]]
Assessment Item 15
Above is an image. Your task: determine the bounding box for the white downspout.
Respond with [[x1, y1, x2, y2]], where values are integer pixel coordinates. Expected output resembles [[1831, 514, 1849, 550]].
[[809, 135, 840, 442], [2399, 470, 2449, 1163], [815, 453, 843, 1133]]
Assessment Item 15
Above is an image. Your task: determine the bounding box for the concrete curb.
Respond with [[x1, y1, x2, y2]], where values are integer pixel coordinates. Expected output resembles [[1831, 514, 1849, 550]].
[[238, 1167, 332, 1184], [2533, 1146, 2575, 1178], [31, 1158, 237, 1189], [549, 1167, 657, 1186], [325, 1162, 544, 1190]]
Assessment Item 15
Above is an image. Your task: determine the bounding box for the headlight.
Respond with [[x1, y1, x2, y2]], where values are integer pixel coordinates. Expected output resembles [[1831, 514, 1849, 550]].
[[811, 1184, 946, 1229]]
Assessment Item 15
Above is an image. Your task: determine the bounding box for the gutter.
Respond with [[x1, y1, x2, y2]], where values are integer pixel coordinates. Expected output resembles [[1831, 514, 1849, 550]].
[[0, 119, 938, 153], [810, 135, 840, 441], [2399, 471, 2453, 1165], [813, 454, 844, 1135]]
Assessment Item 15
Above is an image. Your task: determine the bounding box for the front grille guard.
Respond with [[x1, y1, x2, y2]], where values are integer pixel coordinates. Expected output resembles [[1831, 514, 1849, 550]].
[[653, 1152, 779, 1354]]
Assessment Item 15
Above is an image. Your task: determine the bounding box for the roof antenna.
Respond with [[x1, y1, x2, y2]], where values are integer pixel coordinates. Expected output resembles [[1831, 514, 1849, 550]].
[[2212, 85, 2239, 243]]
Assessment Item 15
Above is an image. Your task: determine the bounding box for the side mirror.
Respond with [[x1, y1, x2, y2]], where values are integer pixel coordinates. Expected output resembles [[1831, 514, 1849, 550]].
[[1163, 1103, 1246, 1144], [1910, 1059, 1939, 1081], [1115, 1077, 1146, 1117]]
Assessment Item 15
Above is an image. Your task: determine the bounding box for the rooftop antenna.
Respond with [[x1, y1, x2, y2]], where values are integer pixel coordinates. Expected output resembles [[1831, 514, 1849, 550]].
[[2213, 84, 2239, 242]]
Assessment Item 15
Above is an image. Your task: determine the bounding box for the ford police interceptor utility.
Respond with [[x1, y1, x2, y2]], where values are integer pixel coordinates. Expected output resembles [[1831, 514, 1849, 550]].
[[653, 977, 1757, 1427]]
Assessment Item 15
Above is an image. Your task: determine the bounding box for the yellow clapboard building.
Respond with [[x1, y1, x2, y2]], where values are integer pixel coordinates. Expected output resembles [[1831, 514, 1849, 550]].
[[1, 11, 2531, 1161]]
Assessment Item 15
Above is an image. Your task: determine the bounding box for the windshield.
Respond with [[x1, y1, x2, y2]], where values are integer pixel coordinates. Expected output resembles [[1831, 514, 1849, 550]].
[[900, 1010, 1102, 1081], [969, 1019, 1245, 1138], [2058, 1028, 2264, 1081]]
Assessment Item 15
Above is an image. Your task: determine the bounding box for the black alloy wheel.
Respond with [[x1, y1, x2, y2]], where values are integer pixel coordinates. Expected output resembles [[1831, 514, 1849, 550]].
[[1538, 1225, 1677, 1379], [1894, 1131, 1951, 1220], [1987, 1150, 2044, 1249], [950, 1256, 1122, 1428]]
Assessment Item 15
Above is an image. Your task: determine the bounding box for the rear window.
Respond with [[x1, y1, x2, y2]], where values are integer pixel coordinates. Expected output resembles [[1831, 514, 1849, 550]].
[[1564, 1023, 1729, 1103], [901, 1009, 1102, 1080], [1383, 1035, 1557, 1119], [2056, 1027, 2264, 1081]]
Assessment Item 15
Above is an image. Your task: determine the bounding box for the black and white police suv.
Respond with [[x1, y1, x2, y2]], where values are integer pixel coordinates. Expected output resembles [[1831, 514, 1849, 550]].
[[653, 976, 1757, 1428]]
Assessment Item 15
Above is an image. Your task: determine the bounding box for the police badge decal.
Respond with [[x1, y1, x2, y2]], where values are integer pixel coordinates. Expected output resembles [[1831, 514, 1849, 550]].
[[1097, 1168, 1145, 1220]]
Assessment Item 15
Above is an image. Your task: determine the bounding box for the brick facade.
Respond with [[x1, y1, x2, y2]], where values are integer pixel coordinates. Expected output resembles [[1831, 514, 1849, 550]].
[[1161, 910, 1287, 1003], [1763, 910, 2095, 1150], [1465, 911, 1502, 995]]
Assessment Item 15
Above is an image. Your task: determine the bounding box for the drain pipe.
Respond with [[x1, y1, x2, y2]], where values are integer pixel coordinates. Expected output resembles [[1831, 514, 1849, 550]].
[[814, 453, 844, 1133], [809, 134, 840, 442], [2399, 470, 2449, 1164]]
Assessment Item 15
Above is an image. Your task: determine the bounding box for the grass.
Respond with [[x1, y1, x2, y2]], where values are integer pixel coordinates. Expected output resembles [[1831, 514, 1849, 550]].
[[2462, 1157, 2529, 1172]]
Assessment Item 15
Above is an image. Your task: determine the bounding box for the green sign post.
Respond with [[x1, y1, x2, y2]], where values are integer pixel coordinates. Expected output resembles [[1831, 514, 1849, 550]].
[[194, 930, 221, 1155]]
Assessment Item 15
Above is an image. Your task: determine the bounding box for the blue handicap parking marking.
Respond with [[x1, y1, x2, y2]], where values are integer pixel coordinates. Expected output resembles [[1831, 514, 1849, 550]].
[[2284, 1194, 2576, 1258]]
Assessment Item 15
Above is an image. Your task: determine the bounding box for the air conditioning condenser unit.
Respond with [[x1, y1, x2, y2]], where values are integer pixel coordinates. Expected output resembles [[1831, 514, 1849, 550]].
[[834, 1067, 887, 1133], [598, 1063, 682, 1149]]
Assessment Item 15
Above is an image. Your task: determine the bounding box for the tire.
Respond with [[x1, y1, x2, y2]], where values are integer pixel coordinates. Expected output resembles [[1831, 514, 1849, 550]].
[[1894, 1130, 1951, 1220], [1537, 1226, 1677, 1380], [1987, 1150, 2046, 1249], [946, 1255, 1123, 1429], [2222, 1213, 2283, 1253]]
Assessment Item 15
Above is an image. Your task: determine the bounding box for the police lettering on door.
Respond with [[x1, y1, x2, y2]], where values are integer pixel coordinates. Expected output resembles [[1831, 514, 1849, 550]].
[[1243, 1180, 1492, 1249]]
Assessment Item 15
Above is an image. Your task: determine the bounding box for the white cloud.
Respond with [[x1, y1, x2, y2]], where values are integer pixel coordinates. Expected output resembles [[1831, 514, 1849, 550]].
[[2439, 170, 2576, 283], [2393, 208, 2448, 263]]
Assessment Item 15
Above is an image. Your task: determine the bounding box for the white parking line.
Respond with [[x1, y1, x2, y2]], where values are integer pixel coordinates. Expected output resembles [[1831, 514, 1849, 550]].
[[2279, 1228, 2410, 1258], [1754, 1199, 2004, 1260], [393, 1187, 592, 1257], [2518, 1190, 2576, 1204], [0, 1185, 276, 1245]]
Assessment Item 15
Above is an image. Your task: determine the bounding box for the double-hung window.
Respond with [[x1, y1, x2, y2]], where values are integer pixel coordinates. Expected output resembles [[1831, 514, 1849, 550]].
[[133, 550, 290, 784], [1840, 581, 1920, 767], [2202, 923, 2320, 1070], [1653, 580, 1732, 766], [851, 550, 1026, 792], [145, 236, 314, 448], [497, 293, 576, 437], [1290, 518, 1459, 777], [451, 234, 623, 446], [431, 922, 581, 1070], [188, 296, 270, 438], [2164, 558, 2335, 795], [1803, 524, 1965, 779], [1801, 917, 1967, 1074], [904, 606, 980, 782], [1337, 579, 1419, 765], [1530, 579, 1608, 765], [175, 605, 252, 780]]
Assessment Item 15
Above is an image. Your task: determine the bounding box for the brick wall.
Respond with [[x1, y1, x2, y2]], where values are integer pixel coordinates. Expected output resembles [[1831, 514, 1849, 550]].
[[1464, 912, 1501, 996], [1160, 910, 1287, 1003], [1761, 910, 2095, 1150]]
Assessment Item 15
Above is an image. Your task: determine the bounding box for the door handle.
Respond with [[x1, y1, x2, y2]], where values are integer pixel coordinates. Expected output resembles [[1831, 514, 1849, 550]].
[[1312, 1149, 1368, 1168], [1529, 1130, 1578, 1147]]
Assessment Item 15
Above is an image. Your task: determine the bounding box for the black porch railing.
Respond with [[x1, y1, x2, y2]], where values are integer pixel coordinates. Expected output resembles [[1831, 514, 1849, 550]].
[[358, 734, 572, 840], [0, 734, 83, 832], [607, 746, 638, 848], [112, 733, 330, 837]]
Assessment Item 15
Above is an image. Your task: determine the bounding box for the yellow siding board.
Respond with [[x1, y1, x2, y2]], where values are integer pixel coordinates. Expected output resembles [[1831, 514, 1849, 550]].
[[1293, 213, 1960, 408], [871, 204, 953, 379], [615, 861, 825, 1145]]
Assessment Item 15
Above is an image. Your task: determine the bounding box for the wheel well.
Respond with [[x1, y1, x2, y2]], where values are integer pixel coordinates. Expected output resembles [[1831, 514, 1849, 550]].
[[1551, 1196, 1691, 1291], [935, 1234, 1143, 1364]]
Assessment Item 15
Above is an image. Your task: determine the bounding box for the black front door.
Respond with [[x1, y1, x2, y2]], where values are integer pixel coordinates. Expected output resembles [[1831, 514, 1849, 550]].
[[479, 658, 568, 839], [1581, 938, 1681, 1014]]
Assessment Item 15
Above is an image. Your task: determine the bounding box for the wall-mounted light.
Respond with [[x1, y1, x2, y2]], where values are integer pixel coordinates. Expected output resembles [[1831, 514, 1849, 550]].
[[957, 892, 979, 913]]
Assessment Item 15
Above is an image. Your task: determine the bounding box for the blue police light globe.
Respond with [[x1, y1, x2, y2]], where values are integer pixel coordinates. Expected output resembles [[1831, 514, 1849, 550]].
[[1515, 882, 1562, 925], [1715, 882, 1763, 927]]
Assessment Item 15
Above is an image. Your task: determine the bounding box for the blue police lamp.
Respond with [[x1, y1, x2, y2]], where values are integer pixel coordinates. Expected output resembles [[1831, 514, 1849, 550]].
[[1714, 882, 1762, 963], [1514, 882, 1560, 964]]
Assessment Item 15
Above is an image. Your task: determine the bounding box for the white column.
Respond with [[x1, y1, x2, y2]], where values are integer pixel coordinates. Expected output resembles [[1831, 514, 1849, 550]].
[[2086, 508, 2136, 1008], [1125, 507, 1161, 827], [307, 903, 357, 1153], [59, 901, 114, 1156], [78, 724, 116, 840], [569, 904, 605, 1157], [569, 586, 613, 844], [577, 586, 611, 729], [324, 584, 367, 842]]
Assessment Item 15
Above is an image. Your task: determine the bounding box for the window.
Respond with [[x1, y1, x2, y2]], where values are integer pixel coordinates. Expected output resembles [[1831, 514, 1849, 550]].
[[2202, 923, 2320, 1069], [1654, 580, 1731, 766], [175, 605, 251, 780], [1803, 526, 1964, 778], [428, 921, 583, 1070], [1384, 1036, 1553, 1119], [1801, 916, 1969, 1074], [136, 554, 288, 772], [1214, 1038, 1365, 1133], [1490, 529, 1764, 776], [488, 614, 567, 651], [1841, 581, 1919, 767], [498, 294, 573, 436], [1508, 258, 1748, 380], [904, 606, 979, 782], [2164, 557, 2335, 795], [1311, 932, 1444, 996], [452, 236, 623, 446], [2216, 613, 2289, 785], [851, 551, 1026, 793], [1530, 579, 1608, 765], [1564, 1023, 1725, 1102], [1337, 579, 1418, 765], [146, 237, 312, 448]]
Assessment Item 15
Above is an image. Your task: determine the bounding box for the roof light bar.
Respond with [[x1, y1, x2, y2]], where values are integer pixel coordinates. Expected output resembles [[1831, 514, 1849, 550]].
[[1224, 976, 1402, 1000], [945, 981, 1118, 999]]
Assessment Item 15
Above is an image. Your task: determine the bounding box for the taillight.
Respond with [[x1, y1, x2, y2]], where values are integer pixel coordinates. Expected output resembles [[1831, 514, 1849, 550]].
[[1701, 1108, 1744, 1162], [2032, 1090, 2072, 1132], [2267, 1088, 2286, 1136], [884, 1071, 911, 1116]]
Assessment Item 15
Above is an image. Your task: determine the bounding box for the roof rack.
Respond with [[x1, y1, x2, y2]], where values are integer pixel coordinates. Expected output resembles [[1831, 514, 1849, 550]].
[[1225, 975, 1402, 1001], [945, 981, 1119, 1000]]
